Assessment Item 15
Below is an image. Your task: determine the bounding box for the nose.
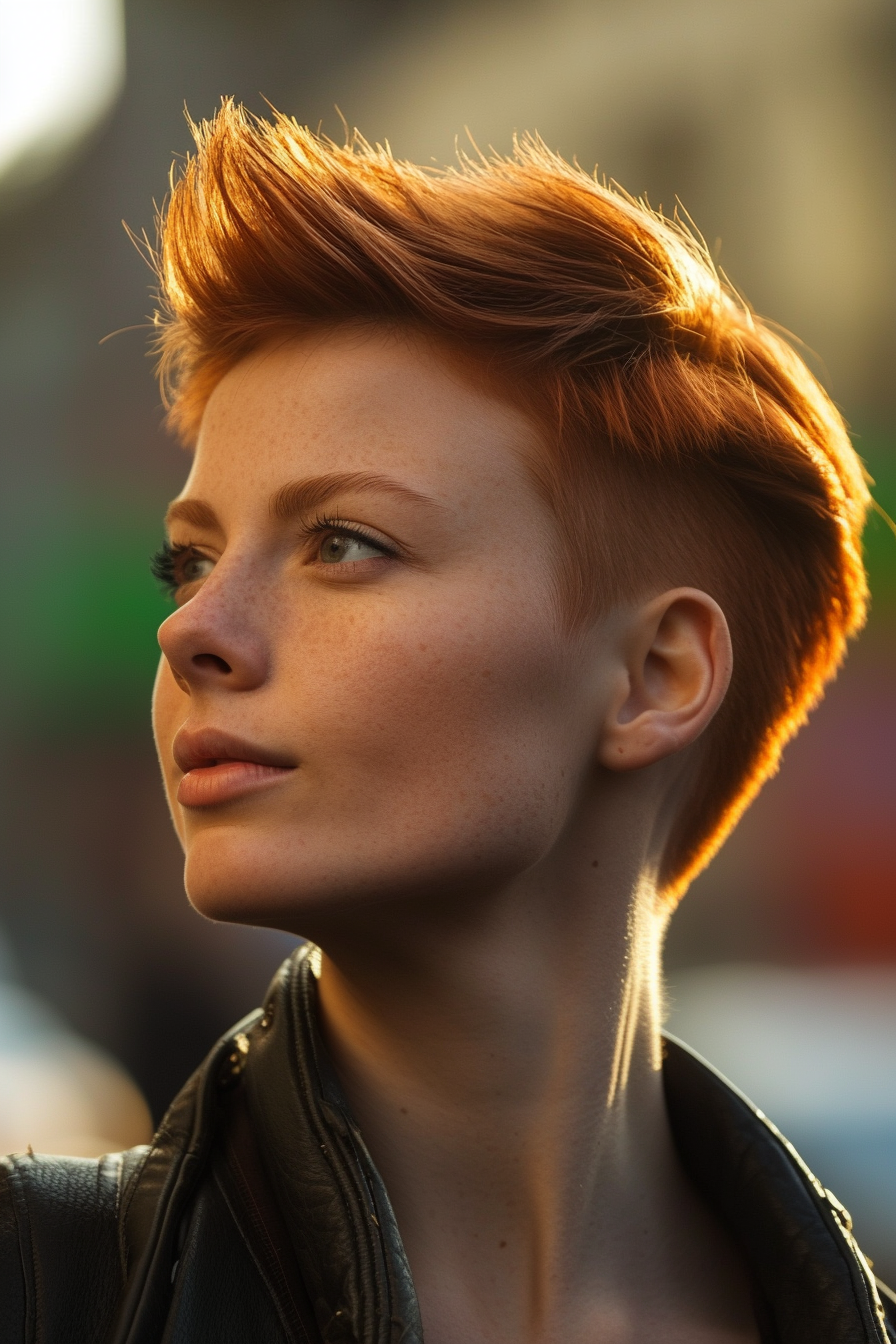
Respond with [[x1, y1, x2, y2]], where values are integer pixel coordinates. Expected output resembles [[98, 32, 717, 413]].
[[157, 577, 269, 696]]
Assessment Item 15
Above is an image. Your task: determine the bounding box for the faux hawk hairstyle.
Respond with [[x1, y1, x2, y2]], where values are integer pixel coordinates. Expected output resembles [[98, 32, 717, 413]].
[[152, 100, 871, 902]]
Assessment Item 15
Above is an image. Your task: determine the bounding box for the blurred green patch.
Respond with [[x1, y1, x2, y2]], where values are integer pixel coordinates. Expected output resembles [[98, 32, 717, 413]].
[[0, 497, 172, 733], [859, 428, 896, 611]]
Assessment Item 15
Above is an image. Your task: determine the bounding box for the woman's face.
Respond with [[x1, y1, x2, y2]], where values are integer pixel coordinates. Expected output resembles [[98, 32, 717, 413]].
[[152, 327, 602, 931]]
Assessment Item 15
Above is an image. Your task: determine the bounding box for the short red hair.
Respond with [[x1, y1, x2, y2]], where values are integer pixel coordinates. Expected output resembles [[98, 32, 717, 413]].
[[153, 101, 870, 900]]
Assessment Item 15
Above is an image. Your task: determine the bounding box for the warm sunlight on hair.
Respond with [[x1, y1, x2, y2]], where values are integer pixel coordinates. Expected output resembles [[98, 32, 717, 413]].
[[149, 100, 870, 901]]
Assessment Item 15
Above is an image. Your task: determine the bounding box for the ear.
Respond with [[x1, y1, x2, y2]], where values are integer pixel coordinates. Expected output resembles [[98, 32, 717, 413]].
[[597, 588, 733, 772]]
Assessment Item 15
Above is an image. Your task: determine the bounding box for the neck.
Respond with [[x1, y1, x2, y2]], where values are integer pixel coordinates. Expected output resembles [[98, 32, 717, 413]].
[[311, 801, 754, 1343]]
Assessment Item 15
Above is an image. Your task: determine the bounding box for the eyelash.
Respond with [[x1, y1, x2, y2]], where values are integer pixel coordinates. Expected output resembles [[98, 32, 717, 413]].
[[150, 541, 190, 597], [150, 519, 396, 596], [302, 514, 398, 558]]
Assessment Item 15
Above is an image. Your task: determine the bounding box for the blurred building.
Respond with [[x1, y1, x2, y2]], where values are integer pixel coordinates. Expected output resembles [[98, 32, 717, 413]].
[[329, 0, 896, 419], [0, 0, 893, 1270]]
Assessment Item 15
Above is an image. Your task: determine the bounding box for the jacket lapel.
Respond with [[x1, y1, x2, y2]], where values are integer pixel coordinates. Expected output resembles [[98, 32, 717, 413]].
[[663, 1034, 890, 1344], [244, 947, 423, 1344]]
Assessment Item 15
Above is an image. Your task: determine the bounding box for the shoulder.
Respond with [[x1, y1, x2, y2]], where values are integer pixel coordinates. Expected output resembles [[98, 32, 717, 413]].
[[0, 1147, 148, 1343], [0, 1008, 262, 1343], [876, 1278, 896, 1341], [663, 1034, 895, 1343]]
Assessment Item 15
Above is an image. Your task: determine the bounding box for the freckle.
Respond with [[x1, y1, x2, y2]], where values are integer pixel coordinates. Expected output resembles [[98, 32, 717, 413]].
[[418, 643, 428, 652], [400, 1107, 408, 1114], [499, 1241, 507, 1249], [481, 668, 492, 677], [592, 860, 598, 868]]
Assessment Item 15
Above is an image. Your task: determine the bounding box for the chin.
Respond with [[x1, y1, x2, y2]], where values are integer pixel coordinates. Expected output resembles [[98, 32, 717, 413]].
[[180, 813, 553, 938], [182, 826, 337, 932]]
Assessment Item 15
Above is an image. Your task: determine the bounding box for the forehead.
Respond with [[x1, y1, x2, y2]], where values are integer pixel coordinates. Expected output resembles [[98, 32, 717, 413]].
[[186, 327, 543, 508]]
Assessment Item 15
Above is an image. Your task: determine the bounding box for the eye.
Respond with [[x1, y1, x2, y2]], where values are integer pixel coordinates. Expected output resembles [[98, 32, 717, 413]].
[[150, 541, 216, 600], [181, 552, 216, 584], [318, 531, 386, 564]]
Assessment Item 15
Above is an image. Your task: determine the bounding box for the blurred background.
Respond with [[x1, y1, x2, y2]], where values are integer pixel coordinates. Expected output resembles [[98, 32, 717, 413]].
[[0, 0, 894, 1276]]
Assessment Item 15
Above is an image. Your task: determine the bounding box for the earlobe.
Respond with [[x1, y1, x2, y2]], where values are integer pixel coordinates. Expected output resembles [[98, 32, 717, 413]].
[[597, 588, 732, 773]]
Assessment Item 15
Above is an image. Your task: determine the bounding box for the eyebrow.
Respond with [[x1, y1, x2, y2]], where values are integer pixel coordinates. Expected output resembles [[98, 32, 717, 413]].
[[165, 472, 445, 533], [269, 472, 445, 521], [165, 498, 220, 531]]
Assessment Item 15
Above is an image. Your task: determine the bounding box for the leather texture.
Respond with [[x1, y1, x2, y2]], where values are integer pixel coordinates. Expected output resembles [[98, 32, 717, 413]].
[[0, 1150, 139, 1342], [1, 943, 894, 1343]]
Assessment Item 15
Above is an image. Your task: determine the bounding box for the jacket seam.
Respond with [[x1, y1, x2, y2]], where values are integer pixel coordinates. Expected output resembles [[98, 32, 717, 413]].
[[214, 1154, 316, 1344], [289, 981, 383, 1340], [6, 1160, 38, 1344], [758, 1116, 885, 1341]]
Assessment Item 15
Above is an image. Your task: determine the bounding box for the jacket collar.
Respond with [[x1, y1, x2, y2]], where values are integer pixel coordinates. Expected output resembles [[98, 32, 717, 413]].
[[663, 1031, 889, 1343], [243, 945, 890, 1344], [245, 946, 422, 1344]]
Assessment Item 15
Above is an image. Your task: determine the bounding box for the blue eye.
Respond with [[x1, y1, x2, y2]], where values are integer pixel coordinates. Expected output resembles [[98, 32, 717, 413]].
[[319, 532, 384, 564]]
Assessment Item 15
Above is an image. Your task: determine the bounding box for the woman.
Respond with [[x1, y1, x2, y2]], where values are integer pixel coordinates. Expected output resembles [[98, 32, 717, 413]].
[[2, 104, 892, 1343]]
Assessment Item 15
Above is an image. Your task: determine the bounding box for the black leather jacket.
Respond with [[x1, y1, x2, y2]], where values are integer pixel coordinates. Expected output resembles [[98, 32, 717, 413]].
[[2, 944, 894, 1343]]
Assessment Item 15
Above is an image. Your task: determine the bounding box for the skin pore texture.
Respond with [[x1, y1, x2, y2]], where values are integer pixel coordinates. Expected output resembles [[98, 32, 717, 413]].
[[152, 326, 757, 1343]]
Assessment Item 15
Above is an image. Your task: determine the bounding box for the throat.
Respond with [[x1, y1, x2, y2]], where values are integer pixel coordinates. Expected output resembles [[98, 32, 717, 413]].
[[309, 886, 753, 1342]]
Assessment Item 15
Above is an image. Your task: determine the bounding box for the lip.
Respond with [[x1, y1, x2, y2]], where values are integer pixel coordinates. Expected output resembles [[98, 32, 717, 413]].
[[173, 726, 297, 808]]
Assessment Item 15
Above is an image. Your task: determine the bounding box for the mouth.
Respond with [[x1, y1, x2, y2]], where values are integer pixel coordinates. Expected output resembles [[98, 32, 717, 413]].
[[172, 726, 297, 809]]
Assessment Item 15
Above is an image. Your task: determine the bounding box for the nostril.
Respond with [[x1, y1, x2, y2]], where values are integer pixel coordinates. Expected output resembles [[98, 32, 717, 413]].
[[192, 653, 232, 675]]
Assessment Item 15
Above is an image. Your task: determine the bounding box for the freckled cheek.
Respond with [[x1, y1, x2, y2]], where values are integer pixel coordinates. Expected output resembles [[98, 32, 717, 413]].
[[279, 605, 560, 772]]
